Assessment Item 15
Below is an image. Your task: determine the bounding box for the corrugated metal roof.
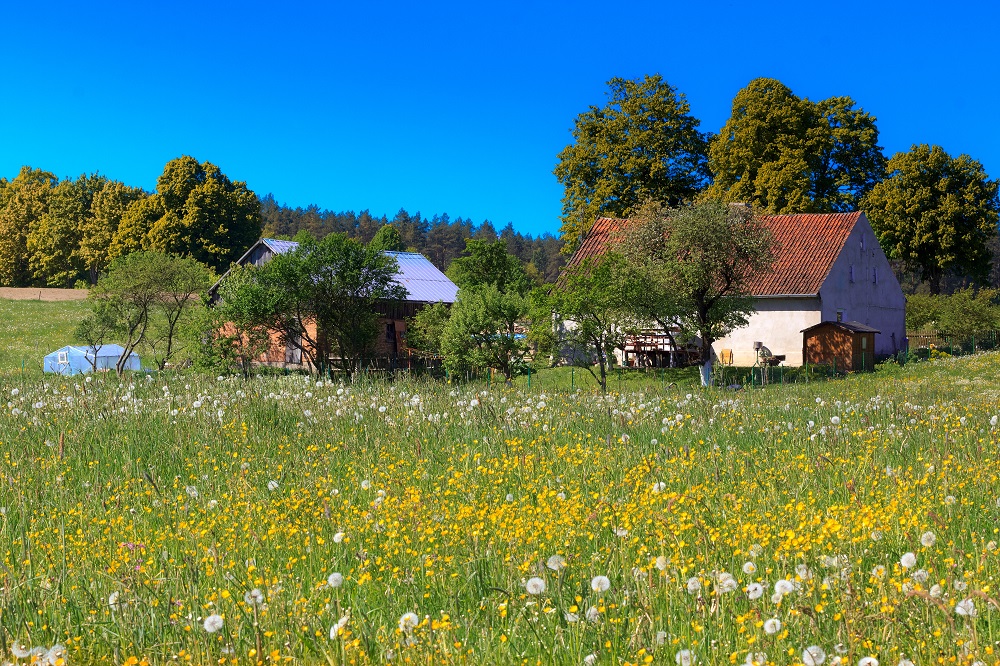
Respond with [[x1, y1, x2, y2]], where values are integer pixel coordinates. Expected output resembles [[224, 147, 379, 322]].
[[244, 241, 458, 304], [385, 251, 459, 303], [562, 212, 863, 297], [261, 238, 300, 255]]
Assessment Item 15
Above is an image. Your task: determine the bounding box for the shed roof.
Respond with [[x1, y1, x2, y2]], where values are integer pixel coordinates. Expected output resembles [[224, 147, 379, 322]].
[[801, 320, 881, 334], [564, 211, 863, 297]]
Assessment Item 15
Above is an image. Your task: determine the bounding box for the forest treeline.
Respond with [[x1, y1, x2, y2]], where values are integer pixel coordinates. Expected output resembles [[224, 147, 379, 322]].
[[0, 158, 564, 289], [260, 195, 566, 282]]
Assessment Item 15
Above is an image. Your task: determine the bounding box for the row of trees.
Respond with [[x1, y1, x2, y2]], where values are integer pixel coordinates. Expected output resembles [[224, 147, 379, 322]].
[[0, 158, 261, 288], [261, 197, 566, 283], [0, 159, 564, 288], [555, 76, 1000, 294]]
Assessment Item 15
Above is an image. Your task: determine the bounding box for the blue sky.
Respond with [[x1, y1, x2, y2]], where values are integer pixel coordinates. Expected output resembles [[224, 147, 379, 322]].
[[1, 1, 997, 236]]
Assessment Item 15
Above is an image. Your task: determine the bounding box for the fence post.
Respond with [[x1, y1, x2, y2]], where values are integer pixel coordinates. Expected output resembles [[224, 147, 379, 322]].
[[949, 336, 953, 355], [527, 366, 531, 389], [571, 367, 575, 391], [973, 335, 976, 354]]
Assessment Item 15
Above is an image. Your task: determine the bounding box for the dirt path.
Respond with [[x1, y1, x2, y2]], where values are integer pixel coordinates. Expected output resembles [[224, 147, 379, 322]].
[[0, 288, 89, 301]]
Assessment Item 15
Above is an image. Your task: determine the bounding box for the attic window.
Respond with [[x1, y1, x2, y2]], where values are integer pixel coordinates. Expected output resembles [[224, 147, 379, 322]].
[[849, 265, 855, 283], [57, 351, 69, 364], [836, 310, 844, 323], [873, 268, 878, 284], [860, 235, 865, 251]]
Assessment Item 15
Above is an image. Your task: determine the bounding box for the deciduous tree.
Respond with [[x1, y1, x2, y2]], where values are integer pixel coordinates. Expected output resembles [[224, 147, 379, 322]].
[[862, 144, 999, 294], [554, 75, 709, 252], [0, 167, 57, 286], [626, 200, 776, 386], [550, 252, 639, 392], [259, 233, 407, 374], [707, 78, 885, 213]]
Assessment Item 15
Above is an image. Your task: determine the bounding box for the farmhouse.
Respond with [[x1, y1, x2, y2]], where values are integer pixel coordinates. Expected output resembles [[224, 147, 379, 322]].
[[565, 211, 906, 367], [210, 238, 458, 367]]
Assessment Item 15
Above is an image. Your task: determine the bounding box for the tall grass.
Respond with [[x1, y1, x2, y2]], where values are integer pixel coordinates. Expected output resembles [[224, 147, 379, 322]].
[[0, 354, 999, 664]]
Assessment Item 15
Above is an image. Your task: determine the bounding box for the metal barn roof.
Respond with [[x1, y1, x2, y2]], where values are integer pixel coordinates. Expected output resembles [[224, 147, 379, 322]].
[[384, 251, 459, 303], [215, 239, 458, 304]]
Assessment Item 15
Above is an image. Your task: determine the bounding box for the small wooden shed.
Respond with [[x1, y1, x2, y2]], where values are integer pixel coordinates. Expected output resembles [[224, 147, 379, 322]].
[[801, 321, 880, 372]]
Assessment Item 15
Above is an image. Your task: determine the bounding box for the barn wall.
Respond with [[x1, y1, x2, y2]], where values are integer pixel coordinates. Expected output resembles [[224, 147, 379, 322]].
[[712, 298, 822, 366], [818, 214, 906, 357]]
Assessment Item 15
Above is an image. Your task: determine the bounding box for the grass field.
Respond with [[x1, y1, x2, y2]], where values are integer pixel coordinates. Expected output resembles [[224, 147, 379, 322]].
[[0, 298, 89, 377], [2, 350, 1000, 665]]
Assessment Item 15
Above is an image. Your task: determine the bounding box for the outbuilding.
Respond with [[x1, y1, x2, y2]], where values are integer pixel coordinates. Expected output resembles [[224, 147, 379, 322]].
[[43, 345, 141, 375], [801, 321, 880, 372]]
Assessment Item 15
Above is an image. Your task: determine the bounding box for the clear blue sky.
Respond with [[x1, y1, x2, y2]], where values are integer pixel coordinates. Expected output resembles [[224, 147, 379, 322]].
[[1, 1, 997, 237]]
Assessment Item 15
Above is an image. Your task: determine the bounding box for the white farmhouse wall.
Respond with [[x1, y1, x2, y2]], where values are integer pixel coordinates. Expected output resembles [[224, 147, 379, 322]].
[[817, 214, 906, 357], [712, 298, 822, 366]]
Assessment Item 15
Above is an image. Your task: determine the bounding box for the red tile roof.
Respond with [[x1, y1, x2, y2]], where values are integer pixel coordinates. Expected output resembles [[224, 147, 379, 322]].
[[564, 211, 862, 297]]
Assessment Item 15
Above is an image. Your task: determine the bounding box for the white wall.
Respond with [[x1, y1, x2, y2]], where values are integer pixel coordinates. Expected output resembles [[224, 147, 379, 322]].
[[817, 214, 906, 357], [712, 298, 822, 366]]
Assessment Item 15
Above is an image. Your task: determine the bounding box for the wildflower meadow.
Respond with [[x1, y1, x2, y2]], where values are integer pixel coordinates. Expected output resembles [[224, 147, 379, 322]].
[[3, 353, 1000, 666]]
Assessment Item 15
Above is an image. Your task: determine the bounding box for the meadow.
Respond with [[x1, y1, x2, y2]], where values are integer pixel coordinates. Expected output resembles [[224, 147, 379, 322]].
[[2, 351, 1000, 666]]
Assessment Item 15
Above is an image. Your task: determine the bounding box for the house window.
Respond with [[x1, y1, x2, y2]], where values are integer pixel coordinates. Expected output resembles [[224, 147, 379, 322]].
[[860, 235, 865, 251], [873, 268, 878, 284], [385, 322, 396, 343], [836, 310, 844, 323], [849, 265, 854, 283], [57, 351, 69, 364]]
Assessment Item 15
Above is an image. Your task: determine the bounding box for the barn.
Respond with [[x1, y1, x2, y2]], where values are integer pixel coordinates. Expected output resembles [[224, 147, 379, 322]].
[[563, 211, 906, 367], [43, 345, 141, 375], [209, 238, 459, 367]]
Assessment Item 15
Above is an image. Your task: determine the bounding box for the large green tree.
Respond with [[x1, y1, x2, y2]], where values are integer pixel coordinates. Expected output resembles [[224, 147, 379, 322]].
[[446, 238, 533, 295], [440, 285, 530, 380], [707, 78, 885, 213], [27, 173, 108, 287], [0, 167, 58, 286], [862, 144, 999, 294], [110, 156, 261, 272], [622, 199, 776, 386], [554, 75, 709, 252], [80, 180, 146, 283]]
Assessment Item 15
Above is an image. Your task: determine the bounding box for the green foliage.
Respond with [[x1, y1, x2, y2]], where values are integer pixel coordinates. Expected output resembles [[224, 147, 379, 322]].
[[406, 301, 450, 356], [368, 224, 406, 252], [446, 238, 532, 295], [554, 75, 709, 252], [625, 199, 777, 385], [707, 78, 886, 213], [0, 167, 58, 286], [862, 144, 1000, 294], [549, 253, 640, 391], [936, 288, 1000, 336], [27, 174, 108, 287], [194, 265, 280, 376], [144, 157, 261, 272], [79, 252, 212, 373], [258, 233, 407, 374], [905, 293, 941, 331], [80, 180, 146, 283], [441, 285, 530, 379]]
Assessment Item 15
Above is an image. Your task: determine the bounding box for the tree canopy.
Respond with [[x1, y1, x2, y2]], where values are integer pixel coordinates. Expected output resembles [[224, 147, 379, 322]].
[[256, 233, 407, 374], [621, 199, 776, 385], [706, 78, 886, 213], [554, 75, 710, 252], [862, 144, 999, 294]]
